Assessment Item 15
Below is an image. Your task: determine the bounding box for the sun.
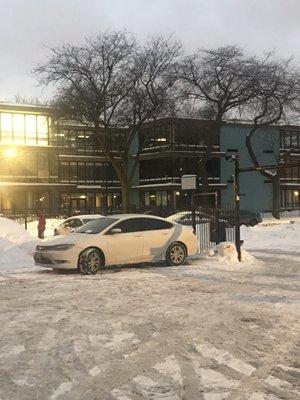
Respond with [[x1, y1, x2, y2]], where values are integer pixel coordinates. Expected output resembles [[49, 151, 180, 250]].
[[5, 148, 17, 158]]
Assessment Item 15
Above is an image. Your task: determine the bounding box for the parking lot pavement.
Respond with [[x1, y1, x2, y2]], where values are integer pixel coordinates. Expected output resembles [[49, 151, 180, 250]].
[[0, 256, 299, 400]]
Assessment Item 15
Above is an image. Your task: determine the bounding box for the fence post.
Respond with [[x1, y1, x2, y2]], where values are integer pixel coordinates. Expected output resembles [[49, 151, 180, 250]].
[[215, 207, 220, 244], [233, 157, 242, 262], [24, 213, 28, 230], [191, 191, 196, 232]]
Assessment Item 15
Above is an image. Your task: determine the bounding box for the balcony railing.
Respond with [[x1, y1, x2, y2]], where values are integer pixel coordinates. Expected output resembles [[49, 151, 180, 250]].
[[140, 143, 220, 153]]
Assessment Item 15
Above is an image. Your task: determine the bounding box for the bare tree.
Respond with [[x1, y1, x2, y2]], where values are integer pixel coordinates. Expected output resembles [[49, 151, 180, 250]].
[[35, 31, 181, 212], [244, 54, 299, 217], [178, 46, 255, 193]]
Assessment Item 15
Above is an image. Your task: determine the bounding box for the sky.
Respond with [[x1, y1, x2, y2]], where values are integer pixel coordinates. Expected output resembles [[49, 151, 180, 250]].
[[0, 0, 299, 102]]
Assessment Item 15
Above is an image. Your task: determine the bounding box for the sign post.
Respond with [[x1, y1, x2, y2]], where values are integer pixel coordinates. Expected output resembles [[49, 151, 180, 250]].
[[181, 175, 197, 231]]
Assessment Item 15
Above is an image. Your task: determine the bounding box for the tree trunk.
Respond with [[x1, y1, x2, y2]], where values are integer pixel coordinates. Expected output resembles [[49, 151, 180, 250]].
[[120, 180, 130, 213], [246, 127, 280, 218], [272, 175, 281, 219]]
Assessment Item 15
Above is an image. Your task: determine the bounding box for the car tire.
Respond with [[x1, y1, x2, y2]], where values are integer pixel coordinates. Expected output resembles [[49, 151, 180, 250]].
[[166, 242, 186, 266], [249, 219, 257, 227], [78, 248, 104, 275]]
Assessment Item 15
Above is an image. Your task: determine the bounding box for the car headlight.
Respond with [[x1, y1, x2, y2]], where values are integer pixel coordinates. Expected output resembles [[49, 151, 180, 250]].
[[36, 243, 75, 251]]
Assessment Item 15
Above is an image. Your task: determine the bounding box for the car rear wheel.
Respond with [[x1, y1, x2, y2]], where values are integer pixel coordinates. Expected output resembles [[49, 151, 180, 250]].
[[78, 248, 104, 275], [166, 242, 186, 266]]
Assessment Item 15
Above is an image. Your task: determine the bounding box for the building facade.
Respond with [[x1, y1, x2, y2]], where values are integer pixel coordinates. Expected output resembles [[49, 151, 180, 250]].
[[136, 118, 226, 212], [279, 125, 300, 209], [0, 102, 299, 215], [0, 103, 122, 214]]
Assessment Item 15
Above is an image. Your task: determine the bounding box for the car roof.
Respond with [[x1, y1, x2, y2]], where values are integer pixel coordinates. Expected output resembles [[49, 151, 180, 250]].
[[67, 214, 103, 220], [108, 213, 169, 221]]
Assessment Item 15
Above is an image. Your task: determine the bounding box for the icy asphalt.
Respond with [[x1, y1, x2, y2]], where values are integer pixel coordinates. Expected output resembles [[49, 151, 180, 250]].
[[0, 251, 299, 400]]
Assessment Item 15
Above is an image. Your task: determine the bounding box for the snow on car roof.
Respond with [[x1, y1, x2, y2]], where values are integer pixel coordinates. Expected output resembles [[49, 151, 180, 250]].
[[109, 213, 167, 220], [68, 214, 104, 219]]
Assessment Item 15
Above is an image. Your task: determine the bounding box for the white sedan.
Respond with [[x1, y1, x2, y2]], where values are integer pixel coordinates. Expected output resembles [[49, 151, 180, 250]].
[[34, 214, 198, 274], [54, 214, 103, 235]]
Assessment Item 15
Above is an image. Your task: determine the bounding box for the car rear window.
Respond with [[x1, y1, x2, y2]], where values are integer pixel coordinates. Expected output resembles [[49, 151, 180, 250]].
[[75, 217, 118, 234]]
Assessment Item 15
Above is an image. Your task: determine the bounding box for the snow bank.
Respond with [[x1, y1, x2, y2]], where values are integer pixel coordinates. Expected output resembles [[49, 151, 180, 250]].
[[0, 217, 37, 271], [191, 242, 259, 271], [205, 242, 258, 265], [262, 210, 300, 225], [242, 221, 300, 251]]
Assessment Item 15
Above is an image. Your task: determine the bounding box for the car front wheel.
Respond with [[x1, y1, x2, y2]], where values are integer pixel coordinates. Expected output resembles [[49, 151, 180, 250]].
[[78, 248, 103, 275], [166, 242, 186, 266]]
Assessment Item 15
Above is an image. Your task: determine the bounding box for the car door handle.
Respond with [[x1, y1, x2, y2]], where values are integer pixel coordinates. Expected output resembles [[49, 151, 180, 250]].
[[133, 234, 142, 237], [161, 232, 169, 235]]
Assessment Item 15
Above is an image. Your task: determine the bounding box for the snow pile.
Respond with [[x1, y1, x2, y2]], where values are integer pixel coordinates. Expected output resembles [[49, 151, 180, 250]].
[[262, 210, 300, 225], [242, 221, 300, 251], [206, 242, 258, 265], [0, 217, 37, 270]]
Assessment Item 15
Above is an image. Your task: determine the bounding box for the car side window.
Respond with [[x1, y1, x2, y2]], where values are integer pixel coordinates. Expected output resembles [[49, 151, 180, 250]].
[[139, 218, 173, 231], [63, 220, 72, 228], [113, 218, 142, 233], [67, 219, 82, 228]]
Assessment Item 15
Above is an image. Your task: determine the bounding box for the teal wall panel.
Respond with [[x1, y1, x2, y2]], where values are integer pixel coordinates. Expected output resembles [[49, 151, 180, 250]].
[[220, 123, 280, 213]]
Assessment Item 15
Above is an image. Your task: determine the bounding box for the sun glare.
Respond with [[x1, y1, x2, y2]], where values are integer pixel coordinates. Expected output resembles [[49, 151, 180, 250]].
[[5, 147, 17, 158]]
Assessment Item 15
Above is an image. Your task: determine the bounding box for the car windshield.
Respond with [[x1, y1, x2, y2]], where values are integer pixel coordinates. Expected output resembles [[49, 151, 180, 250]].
[[75, 217, 118, 234], [82, 218, 97, 224]]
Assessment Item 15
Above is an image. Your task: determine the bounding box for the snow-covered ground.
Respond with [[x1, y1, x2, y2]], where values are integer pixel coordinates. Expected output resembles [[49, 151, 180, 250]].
[[0, 215, 299, 399], [242, 221, 300, 252], [0, 256, 299, 399]]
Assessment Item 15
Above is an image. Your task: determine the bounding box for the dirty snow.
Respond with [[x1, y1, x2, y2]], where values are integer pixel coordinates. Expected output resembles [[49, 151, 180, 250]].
[[198, 241, 259, 267], [0, 253, 299, 399]]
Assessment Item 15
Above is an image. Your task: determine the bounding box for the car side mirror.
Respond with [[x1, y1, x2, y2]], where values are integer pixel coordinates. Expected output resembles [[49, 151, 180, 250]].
[[110, 228, 122, 234]]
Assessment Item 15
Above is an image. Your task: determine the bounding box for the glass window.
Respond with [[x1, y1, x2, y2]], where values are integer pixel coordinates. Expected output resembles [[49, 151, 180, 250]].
[[13, 114, 25, 144], [25, 115, 37, 144], [69, 130, 77, 148], [95, 162, 104, 182], [78, 162, 86, 181], [37, 153, 49, 181], [76, 217, 118, 234], [139, 218, 173, 231], [58, 129, 68, 147], [69, 162, 77, 182], [60, 162, 69, 182], [162, 191, 168, 206], [113, 218, 142, 233], [1, 113, 13, 144], [85, 132, 94, 150], [66, 218, 82, 228], [86, 162, 94, 182], [77, 131, 86, 150], [37, 116, 48, 145], [25, 155, 37, 179]]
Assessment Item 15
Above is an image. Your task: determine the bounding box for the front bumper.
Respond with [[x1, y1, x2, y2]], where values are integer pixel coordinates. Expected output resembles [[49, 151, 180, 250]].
[[34, 248, 79, 269]]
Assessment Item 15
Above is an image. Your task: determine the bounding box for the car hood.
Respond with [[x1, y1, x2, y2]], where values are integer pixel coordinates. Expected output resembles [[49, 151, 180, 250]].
[[40, 233, 96, 247]]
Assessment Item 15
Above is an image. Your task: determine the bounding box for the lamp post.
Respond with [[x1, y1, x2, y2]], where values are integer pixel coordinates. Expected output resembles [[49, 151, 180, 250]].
[[225, 154, 241, 262]]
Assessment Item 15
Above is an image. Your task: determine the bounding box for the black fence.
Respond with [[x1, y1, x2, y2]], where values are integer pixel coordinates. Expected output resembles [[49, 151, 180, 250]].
[[165, 205, 236, 253], [1, 205, 237, 253]]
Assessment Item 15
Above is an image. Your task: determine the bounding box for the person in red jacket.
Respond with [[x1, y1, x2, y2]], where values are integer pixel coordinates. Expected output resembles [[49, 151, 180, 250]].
[[37, 211, 46, 239]]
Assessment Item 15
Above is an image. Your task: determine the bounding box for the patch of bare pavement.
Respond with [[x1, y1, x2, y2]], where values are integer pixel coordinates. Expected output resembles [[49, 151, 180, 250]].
[[0, 254, 299, 400]]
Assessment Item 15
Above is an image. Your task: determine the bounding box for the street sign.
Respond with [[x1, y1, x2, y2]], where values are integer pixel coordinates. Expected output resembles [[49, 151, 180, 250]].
[[181, 174, 197, 190]]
